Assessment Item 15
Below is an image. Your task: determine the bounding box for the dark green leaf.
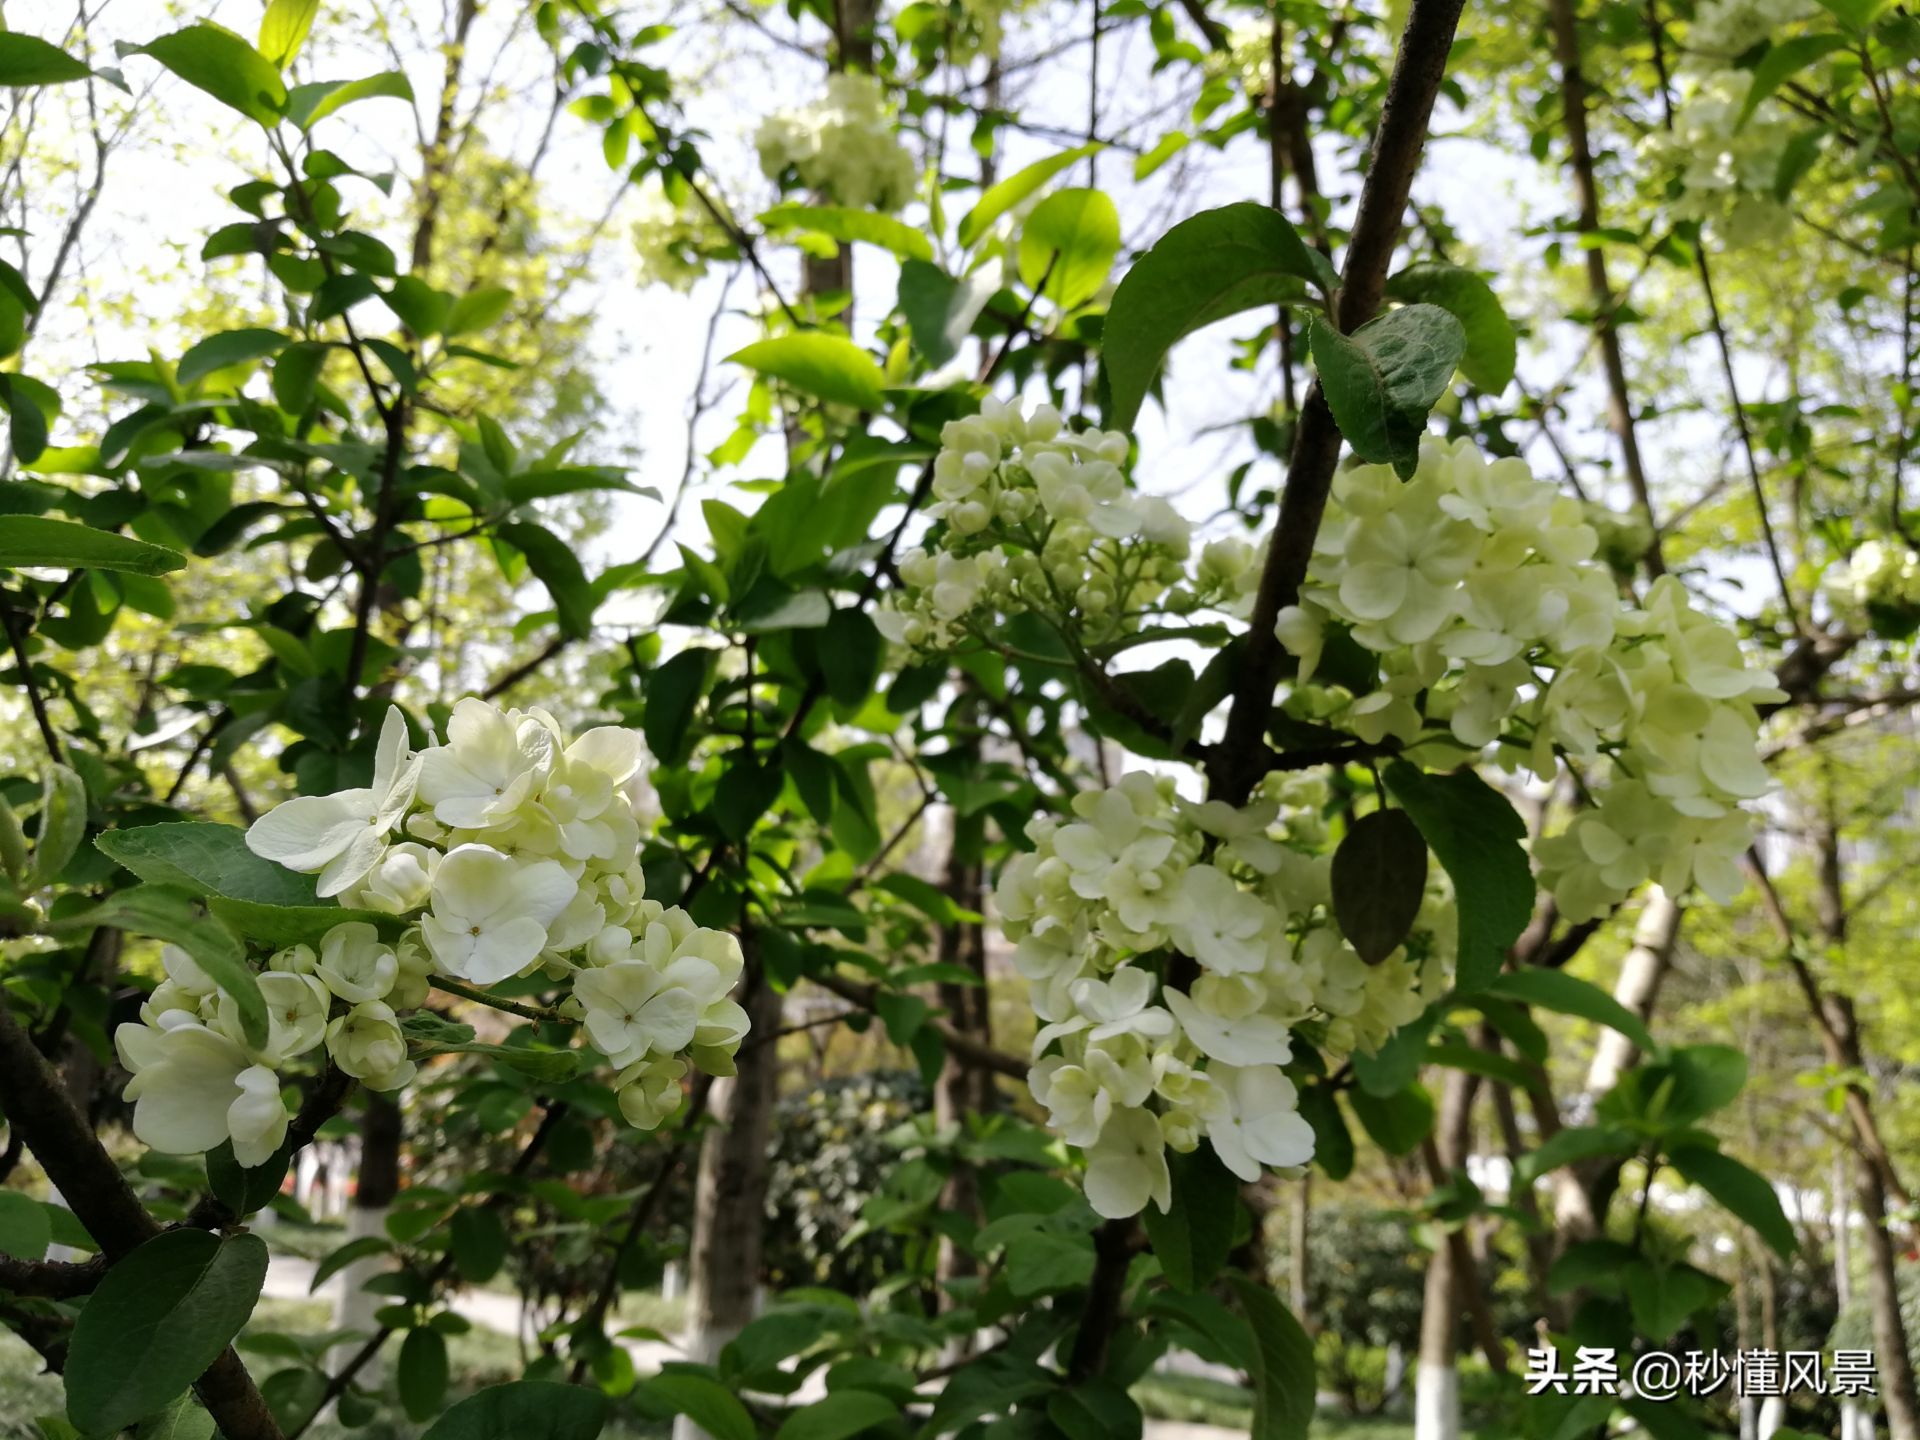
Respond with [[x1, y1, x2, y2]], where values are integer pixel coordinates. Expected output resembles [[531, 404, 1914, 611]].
[[0, 1191, 52, 1260], [774, 1389, 900, 1440], [1382, 762, 1534, 992], [0, 34, 91, 86], [1310, 304, 1465, 474], [1383, 264, 1516, 392], [420, 1380, 609, 1440], [633, 1374, 752, 1440], [498, 522, 596, 639], [1484, 969, 1657, 1056], [1331, 808, 1429, 965], [95, 822, 317, 905], [1047, 1380, 1142, 1440], [1227, 1277, 1315, 1440], [206, 1139, 292, 1217], [0, 515, 186, 575], [644, 648, 710, 765], [65, 1230, 269, 1435], [399, 1327, 450, 1422], [1140, 1147, 1240, 1292], [1349, 1082, 1435, 1156], [1669, 1146, 1795, 1260], [179, 328, 287, 385]]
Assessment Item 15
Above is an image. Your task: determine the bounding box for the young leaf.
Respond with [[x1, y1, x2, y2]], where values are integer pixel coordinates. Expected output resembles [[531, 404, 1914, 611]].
[[178, 327, 288, 385], [957, 142, 1102, 247], [0, 515, 186, 575], [27, 763, 87, 888], [728, 334, 886, 411], [257, 0, 320, 69], [1382, 761, 1534, 992], [285, 71, 414, 130], [133, 25, 287, 127], [0, 34, 92, 86], [1484, 969, 1657, 1057], [1103, 202, 1325, 431], [420, 1381, 610, 1440], [1739, 34, 1847, 125], [760, 204, 933, 262], [65, 1230, 269, 1435], [445, 285, 513, 336], [1018, 188, 1121, 310], [1330, 808, 1429, 965], [1309, 303, 1466, 475]]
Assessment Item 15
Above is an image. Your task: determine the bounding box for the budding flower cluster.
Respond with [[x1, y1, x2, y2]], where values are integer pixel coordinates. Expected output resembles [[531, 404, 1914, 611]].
[[113, 701, 750, 1166], [1004, 771, 1452, 1218]]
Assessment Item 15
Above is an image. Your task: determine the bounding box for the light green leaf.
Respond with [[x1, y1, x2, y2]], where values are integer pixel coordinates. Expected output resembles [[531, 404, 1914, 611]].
[[0, 33, 91, 86], [0, 515, 185, 575], [179, 328, 287, 385], [0, 1191, 52, 1260], [728, 333, 886, 411], [1018, 188, 1121, 310], [1484, 969, 1657, 1056], [503, 468, 658, 505], [1739, 34, 1848, 126], [65, 1230, 269, 1435], [420, 1380, 609, 1440], [445, 285, 513, 337], [1383, 264, 1516, 392], [285, 70, 414, 130], [133, 25, 286, 127], [27, 763, 87, 889], [958, 142, 1101, 248], [257, 0, 320, 68], [1310, 303, 1466, 475], [1382, 762, 1534, 992], [760, 204, 933, 262], [1103, 201, 1324, 431]]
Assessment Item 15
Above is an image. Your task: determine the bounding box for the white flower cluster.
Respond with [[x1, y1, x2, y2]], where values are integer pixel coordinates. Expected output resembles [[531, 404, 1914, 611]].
[[1276, 438, 1782, 922], [632, 174, 731, 293], [876, 399, 1256, 652], [755, 74, 918, 214], [114, 702, 750, 1166], [1688, 0, 1816, 60], [1823, 537, 1920, 622], [1003, 771, 1452, 1218]]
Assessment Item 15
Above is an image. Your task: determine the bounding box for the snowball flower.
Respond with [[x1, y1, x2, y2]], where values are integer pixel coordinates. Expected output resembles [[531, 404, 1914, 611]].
[[245, 706, 420, 897], [343, 842, 435, 914], [118, 1017, 253, 1156], [1083, 1107, 1172, 1218], [317, 922, 398, 1004], [1029, 1055, 1113, 1148], [573, 959, 705, 1067], [420, 844, 576, 984], [417, 697, 556, 831], [1166, 981, 1293, 1066], [1207, 1065, 1315, 1181], [241, 971, 331, 1062], [227, 1065, 290, 1167], [326, 1001, 414, 1090], [616, 1056, 689, 1130]]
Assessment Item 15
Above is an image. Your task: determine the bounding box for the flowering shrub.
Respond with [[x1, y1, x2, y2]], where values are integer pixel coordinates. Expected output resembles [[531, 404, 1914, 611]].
[[755, 74, 918, 213], [111, 701, 750, 1166]]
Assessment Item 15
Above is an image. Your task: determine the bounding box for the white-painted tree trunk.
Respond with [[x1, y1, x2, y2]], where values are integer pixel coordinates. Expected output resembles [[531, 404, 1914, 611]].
[[327, 1203, 391, 1383], [1414, 1362, 1460, 1440]]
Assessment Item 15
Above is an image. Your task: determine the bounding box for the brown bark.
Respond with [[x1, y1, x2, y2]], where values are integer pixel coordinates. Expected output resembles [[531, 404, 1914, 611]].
[[933, 840, 991, 1300]]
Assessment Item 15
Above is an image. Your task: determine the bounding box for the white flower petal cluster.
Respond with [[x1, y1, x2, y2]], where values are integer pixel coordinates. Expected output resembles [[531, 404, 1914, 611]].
[[631, 174, 732, 293], [877, 399, 1228, 652], [755, 75, 917, 213], [1823, 537, 1920, 626], [113, 699, 751, 1164], [1275, 438, 1782, 923], [1005, 770, 1453, 1218]]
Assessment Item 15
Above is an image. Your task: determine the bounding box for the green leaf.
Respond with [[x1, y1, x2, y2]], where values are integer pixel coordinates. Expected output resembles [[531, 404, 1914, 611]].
[[1004, 1230, 1095, 1297], [634, 1374, 753, 1440], [1669, 1146, 1795, 1260], [0, 515, 186, 575], [1812, 0, 1889, 30], [399, 1327, 450, 1422], [1018, 188, 1121, 310], [1381, 762, 1534, 992], [958, 142, 1102, 247], [1349, 1082, 1435, 1155], [444, 286, 513, 337], [208, 898, 399, 949], [258, 0, 320, 68], [1484, 969, 1657, 1057], [728, 334, 885, 411], [1298, 1084, 1353, 1180], [0, 34, 91, 86], [133, 25, 287, 127], [1103, 201, 1323, 431], [95, 822, 317, 905], [1740, 34, 1848, 125], [205, 1139, 292, 1217], [1515, 1125, 1635, 1186], [65, 1230, 269, 1435], [1140, 1147, 1240, 1293], [54, 886, 267, 1049], [449, 1207, 507, 1283], [420, 1380, 609, 1440], [285, 71, 414, 129], [897, 260, 991, 367], [179, 328, 287, 385], [818, 608, 882, 706], [1227, 1277, 1315, 1440], [774, 1389, 900, 1440], [1624, 1260, 1729, 1340], [1309, 303, 1466, 474], [1048, 1379, 1142, 1440], [1383, 264, 1516, 392], [714, 761, 783, 842], [0, 1190, 52, 1260], [310, 1235, 392, 1292], [761, 204, 933, 262], [0, 374, 51, 461], [132, 1392, 216, 1440], [1330, 808, 1429, 965], [644, 648, 710, 765], [504, 468, 656, 505], [497, 522, 596, 639], [27, 763, 87, 889]]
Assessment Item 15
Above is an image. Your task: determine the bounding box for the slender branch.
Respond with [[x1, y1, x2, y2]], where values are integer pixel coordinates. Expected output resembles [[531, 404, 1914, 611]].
[[4, 608, 64, 762], [809, 970, 1026, 1078], [429, 976, 570, 1024]]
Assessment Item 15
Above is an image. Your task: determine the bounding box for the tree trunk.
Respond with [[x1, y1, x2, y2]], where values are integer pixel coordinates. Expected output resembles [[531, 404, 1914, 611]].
[[675, 935, 783, 1440], [328, 1094, 402, 1385], [1416, 1069, 1478, 1440], [933, 833, 990, 1305]]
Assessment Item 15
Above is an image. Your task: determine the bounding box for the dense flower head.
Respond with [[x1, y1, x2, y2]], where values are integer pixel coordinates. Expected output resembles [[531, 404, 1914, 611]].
[[631, 173, 734, 293], [1276, 437, 1782, 921], [755, 74, 918, 213], [876, 398, 1236, 652], [112, 700, 748, 1165], [1823, 537, 1920, 625], [1007, 770, 1453, 1218]]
